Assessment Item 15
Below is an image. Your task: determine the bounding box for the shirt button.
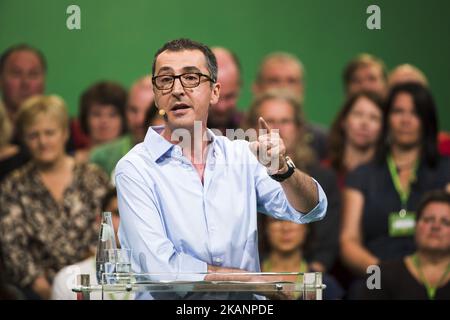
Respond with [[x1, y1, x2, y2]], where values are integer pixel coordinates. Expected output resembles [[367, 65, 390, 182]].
[[214, 257, 223, 265]]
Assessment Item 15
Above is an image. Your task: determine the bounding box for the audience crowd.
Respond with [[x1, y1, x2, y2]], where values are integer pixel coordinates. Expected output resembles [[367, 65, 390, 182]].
[[0, 43, 449, 300]]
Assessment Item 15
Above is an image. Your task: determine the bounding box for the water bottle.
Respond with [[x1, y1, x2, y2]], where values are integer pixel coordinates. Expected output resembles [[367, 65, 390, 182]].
[[95, 211, 117, 284]]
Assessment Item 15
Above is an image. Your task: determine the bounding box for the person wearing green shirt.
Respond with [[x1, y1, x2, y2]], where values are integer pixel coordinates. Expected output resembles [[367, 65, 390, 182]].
[[90, 133, 134, 177], [90, 76, 163, 178]]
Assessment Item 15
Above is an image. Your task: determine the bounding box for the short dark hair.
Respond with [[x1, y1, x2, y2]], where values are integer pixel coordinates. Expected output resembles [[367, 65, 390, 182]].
[[79, 81, 128, 136], [247, 88, 305, 129], [0, 44, 47, 74], [151, 38, 217, 83], [378, 82, 439, 168], [343, 53, 387, 92], [101, 188, 118, 214], [416, 190, 450, 221]]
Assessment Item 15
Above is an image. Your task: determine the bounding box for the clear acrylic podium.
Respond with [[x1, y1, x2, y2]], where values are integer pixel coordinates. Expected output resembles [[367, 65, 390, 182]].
[[73, 272, 325, 300]]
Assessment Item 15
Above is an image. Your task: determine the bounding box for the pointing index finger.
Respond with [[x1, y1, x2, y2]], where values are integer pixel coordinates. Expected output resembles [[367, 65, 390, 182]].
[[258, 117, 272, 134]]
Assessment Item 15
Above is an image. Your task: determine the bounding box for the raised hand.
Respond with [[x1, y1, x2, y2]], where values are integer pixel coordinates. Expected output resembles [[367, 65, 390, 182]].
[[249, 117, 287, 174]]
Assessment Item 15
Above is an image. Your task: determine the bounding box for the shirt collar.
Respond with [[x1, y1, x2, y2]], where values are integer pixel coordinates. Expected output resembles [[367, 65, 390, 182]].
[[144, 125, 219, 162]]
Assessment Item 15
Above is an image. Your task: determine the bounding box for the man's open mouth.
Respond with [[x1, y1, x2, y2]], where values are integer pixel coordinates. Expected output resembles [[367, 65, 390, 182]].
[[171, 103, 191, 111]]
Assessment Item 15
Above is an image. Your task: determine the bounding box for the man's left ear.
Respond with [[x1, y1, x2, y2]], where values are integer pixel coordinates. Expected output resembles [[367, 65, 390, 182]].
[[210, 82, 220, 105]]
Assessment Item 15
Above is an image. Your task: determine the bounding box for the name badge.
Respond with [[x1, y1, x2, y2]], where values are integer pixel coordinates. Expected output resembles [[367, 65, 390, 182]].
[[388, 210, 416, 237]]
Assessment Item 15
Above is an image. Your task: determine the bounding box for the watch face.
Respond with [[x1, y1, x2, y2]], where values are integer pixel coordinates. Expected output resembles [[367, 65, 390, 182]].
[[269, 156, 296, 182], [286, 156, 296, 169]]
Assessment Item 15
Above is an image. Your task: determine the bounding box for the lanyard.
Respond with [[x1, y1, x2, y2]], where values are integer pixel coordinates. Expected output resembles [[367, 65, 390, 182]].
[[412, 253, 450, 300], [387, 154, 418, 215]]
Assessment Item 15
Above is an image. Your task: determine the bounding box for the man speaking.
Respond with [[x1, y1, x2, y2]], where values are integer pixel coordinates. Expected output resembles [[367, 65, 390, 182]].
[[115, 39, 327, 281]]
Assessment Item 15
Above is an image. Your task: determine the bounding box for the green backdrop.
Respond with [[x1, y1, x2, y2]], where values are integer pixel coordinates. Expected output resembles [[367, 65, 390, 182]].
[[1, 0, 449, 130]]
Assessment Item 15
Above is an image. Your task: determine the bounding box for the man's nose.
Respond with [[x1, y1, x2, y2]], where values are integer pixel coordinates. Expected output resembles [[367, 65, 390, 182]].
[[171, 77, 185, 96]]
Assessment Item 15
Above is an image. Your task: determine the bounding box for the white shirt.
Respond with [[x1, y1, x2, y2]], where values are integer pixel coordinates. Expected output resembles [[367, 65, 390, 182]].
[[51, 256, 134, 300], [116, 126, 328, 281]]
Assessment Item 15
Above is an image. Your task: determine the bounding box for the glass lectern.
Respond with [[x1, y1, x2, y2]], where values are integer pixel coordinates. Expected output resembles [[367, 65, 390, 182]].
[[73, 272, 325, 300]]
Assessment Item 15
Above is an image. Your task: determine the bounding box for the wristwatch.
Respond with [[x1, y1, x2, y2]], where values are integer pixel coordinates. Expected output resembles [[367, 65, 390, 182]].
[[269, 156, 296, 182]]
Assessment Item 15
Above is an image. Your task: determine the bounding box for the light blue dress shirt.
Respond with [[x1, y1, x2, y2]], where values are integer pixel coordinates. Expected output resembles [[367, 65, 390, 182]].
[[116, 126, 327, 281]]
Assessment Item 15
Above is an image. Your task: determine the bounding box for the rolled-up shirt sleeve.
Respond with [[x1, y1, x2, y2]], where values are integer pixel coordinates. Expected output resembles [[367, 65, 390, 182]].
[[253, 158, 328, 224], [115, 160, 207, 280]]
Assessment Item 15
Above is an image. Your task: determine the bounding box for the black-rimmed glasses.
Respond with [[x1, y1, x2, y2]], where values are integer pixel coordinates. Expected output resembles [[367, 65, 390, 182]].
[[152, 72, 215, 90]]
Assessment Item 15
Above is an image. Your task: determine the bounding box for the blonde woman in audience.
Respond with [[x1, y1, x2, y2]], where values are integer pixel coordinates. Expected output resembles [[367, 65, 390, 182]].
[[388, 64, 429, 89], [0, 95, 110, 299]]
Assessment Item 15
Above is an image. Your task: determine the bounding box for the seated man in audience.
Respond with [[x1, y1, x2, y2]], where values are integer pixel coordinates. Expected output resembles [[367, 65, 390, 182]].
[[252, 52, 328, 160], [0, 44, 47, 177], [0, 44, 46, 133], [342, 53, 387, 98], [208, 47, 243, 135]]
